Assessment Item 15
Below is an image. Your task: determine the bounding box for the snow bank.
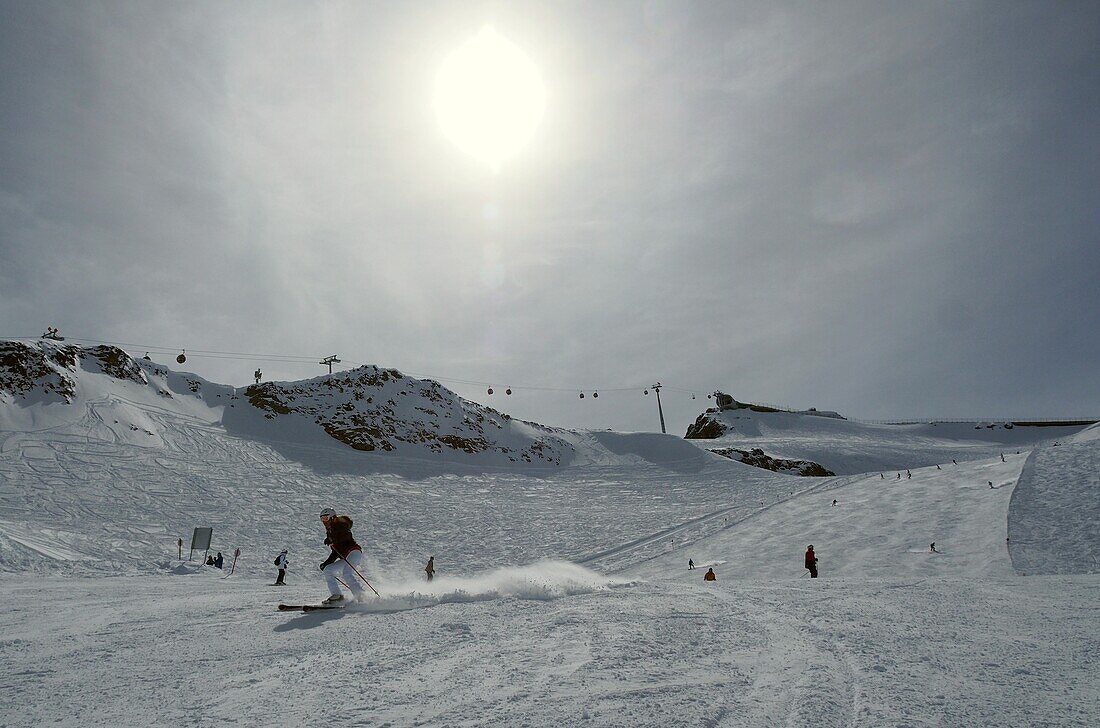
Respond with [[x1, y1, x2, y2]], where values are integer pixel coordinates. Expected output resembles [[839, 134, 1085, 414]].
[[1008, 437, 1100, 575]]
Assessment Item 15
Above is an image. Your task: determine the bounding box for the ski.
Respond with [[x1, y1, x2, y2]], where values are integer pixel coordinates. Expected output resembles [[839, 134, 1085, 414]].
[[277, 603, 347, 612]]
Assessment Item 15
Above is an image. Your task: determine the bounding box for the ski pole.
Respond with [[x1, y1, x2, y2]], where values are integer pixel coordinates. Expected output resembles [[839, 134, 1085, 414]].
[[338, 552, 380, 597]]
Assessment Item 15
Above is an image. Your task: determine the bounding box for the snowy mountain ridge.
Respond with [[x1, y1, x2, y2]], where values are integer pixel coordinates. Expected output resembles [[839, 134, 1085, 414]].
[[0, 338, 650, 467]]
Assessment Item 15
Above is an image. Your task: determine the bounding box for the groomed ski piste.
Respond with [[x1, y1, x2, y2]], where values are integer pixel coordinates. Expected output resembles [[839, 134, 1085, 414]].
[[1, 340, 1097, 726]]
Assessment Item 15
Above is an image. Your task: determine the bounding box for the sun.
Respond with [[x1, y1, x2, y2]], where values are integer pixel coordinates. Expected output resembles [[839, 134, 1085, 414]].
[[433, 27, 546, 171]]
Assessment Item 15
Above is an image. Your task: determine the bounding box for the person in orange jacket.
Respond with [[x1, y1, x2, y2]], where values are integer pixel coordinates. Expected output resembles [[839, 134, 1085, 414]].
[[703, 568, 716, 581], [805, 545, 818, 578]]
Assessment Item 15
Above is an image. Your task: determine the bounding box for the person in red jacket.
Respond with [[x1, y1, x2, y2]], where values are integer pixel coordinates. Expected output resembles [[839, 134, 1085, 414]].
[[703, 568, 716, 581], [319, 507, 365, 604], [805, 545, 818, 578]]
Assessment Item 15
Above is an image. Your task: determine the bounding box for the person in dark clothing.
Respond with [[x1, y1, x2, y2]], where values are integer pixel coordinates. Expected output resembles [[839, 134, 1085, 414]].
[[319, 507, 365, 603], [930, 542, 937, 553], [906, 470, 912, 479], [213, 552, 223, 569], [832, 499, 838, 506], [274, 549, 288, 585], [805, 545, 818, 578], [703, 568, 716, 581], [688, 559, 695, 570], [425, 556, 435, 582], [206, 554, 215, 566]]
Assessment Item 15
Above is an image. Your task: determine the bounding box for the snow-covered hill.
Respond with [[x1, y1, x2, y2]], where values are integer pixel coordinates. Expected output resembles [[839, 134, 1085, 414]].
[[2, 337, 1099, 725], [0, 338, 735, 573], [684, 405, 1091, 475]]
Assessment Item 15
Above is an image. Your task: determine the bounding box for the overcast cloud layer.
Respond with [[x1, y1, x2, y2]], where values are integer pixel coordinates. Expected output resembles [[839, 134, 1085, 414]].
[[2, 0, 1099, 436]]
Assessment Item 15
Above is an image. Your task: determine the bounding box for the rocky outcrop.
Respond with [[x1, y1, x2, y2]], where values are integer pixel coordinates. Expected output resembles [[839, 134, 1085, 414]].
[[242, 365, 574, 463], [709, 447, 835, 477], [0, 341, 156, 405], [685, 412, 727, 439], [0, 341, 80, 402]]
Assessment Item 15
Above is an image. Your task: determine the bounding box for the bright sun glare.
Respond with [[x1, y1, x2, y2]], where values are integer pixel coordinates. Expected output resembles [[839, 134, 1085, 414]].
[[434, 27, 546, 171]]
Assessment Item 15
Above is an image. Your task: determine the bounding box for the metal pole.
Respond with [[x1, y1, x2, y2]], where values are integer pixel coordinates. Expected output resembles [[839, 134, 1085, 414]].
[[338, 553, 381, 597], [652, 382, 667, 434]]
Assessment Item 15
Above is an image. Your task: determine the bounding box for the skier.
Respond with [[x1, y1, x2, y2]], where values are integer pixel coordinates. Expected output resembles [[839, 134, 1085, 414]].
[[936, 464, 941, 470], [805, 545, 818, 578], [906, 470, 912, 479], [206, 554, 215, 566], [688, 559, 695, 570], [1001, 453, 1005, 462], [254, 368, 262, 384], [425, 556, 435, 582], [273, 549, 288, 586], [989, 481, 994, 489], [930, 542, 937, 553], [952, 459, 957, 465], [213, 552, 224, 569], [832, 499, 838, 506], [319, 507, 365, 604], [897, 473, 901, 480], [880, 473, 884, 479], [703, 568, 716, 581]]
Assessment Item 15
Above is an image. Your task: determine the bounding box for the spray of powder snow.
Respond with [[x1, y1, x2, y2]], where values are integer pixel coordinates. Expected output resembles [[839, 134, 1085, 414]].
[[354, 560, 631, 613]]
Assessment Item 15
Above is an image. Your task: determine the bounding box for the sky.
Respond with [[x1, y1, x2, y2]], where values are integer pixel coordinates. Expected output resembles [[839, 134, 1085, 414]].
[[2, 0, 1099, 436]]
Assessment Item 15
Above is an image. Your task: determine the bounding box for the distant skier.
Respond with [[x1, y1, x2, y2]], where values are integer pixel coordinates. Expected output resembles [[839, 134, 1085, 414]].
[[273, 549, 288, 585], [989, 481, 994, 489], [936, 464, 941, 470], [213, 552, 224, 569], [254, 368, 262, 384], [831, 499, 838, 506], [425, 556, 435, 582], [930, 542, 937, 553], [897, 473, 901, 480], [1000, 453, 1005, 462], [206, 554, 215, 566], [906, 470, 912, 479], [319, 507, 365, 604], [805, 545, 818, 578], [880, 473, 884, 479], [952, 459, 957, 465], [688, 559, 695, 570], [703, 568, 716, 581]]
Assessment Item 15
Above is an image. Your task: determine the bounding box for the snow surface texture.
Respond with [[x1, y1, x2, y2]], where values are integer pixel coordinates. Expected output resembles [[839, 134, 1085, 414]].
[[1, 338, 1098, 725]]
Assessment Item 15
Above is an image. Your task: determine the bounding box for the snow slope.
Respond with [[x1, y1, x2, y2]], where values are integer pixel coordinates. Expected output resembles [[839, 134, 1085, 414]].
[[1009, 423, 1100, 575], [685, 406, 1088, 475], [2, 338, 1099, 726]]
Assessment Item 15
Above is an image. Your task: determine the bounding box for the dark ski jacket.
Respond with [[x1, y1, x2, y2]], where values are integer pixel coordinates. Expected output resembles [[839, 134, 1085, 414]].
[[322, 515, 361, 565], [805, 549, 817, 569]]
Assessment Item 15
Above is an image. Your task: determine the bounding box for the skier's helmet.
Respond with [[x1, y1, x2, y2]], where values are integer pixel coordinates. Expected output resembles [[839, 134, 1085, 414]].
[[320, 507, 337, 519]]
